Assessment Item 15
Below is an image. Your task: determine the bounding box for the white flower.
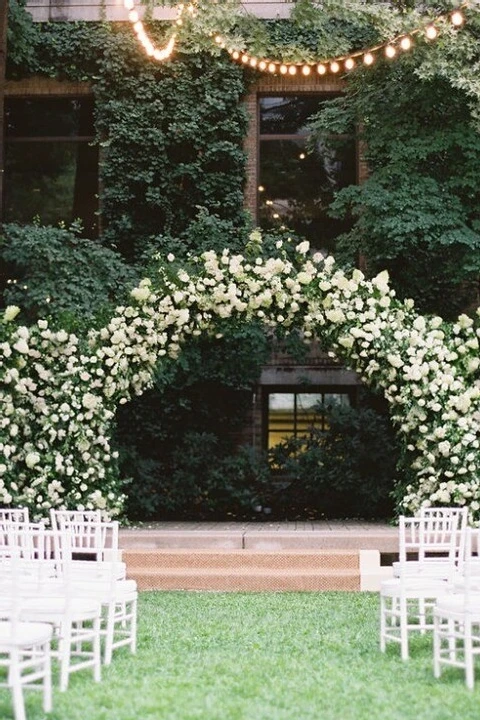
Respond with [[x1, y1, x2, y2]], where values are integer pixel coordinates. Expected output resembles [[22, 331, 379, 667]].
[[25, 452, 40, 469], [82, 393, 101, 411], [372, 270, 389, 294], [295, 241, 310, 255], [130, 286, 151, 303], [3, 306, 20, 322], [13, 338, 29, 354]]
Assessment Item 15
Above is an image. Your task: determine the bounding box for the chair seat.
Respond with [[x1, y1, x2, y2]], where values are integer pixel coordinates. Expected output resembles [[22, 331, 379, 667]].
[[0, 620, 53, 647], [381, 576, 448, 597], [72, 579, 138, 603], [392, 560, 453, 579], [435, 593, 480, 617], [20, 596, 101, 622]]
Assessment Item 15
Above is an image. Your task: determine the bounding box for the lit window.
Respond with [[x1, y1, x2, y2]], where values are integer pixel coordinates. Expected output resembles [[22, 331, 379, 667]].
[[266, 390, 351, 450]]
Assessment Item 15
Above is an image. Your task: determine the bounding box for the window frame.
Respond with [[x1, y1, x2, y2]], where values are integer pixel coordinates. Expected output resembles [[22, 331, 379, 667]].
[[262, 385, 356, 452], [2, 83, 99, 234]]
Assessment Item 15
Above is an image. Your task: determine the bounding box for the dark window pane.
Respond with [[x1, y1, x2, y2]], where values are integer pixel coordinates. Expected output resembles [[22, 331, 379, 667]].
[[5, 97, 95, 138], [259, 95, 337, 136], [258, 137, 356, 251], [4, 141, 99, 235]]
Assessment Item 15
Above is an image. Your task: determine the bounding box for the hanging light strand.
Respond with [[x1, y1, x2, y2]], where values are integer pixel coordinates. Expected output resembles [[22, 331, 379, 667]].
[[213, 2, 472, 76], [123, 1, 197, 61]]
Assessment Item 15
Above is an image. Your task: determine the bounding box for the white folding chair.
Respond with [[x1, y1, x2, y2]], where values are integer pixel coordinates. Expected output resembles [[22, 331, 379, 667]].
[[433, 527, 480, 689], [392, 506, 468, 579], [62, 522, 137, 665], [380, 515, 458, 660], [0, 548, 53, 720], [0, 523, 103, 692], [51, 512, 126, 579]]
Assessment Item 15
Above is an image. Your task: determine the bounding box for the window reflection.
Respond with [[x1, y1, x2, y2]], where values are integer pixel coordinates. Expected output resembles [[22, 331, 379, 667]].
[[258, 95, 356, 252], [4, 97, 99, 236]]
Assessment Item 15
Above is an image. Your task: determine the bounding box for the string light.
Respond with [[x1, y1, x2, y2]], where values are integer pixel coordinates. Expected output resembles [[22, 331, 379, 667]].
[[125, 0, 472, 73], [124, 0, 196, 62], [213, 2, 471, 76]]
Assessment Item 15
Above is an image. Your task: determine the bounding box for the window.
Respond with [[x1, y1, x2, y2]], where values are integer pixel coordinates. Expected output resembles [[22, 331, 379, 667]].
[[265, 389, 351, 451], [258, 94, 356, 252], [4, 97, 99, 236]]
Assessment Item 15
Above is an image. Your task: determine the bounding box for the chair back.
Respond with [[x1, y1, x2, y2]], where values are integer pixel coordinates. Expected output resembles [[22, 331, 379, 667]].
[[418, 507, 468, 565]]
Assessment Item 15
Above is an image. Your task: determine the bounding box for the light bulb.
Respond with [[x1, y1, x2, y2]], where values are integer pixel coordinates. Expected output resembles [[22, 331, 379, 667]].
[[232, 51, 240, 60], [385, 45, 396, 58], [280, 64, 288, 74], [288, 66, 297, 75], [250, 58, 258, 67], [259, 61, 267, 71], [451, 11, 464, 26], [317, 63, 326, 75], [302, 65, 311, 76], [363, 53, 374, 65], [344, 58, 355, 70], [268, 63, 276, 73], [241, 54, 249, 64], [330, 61, 340, 73], [425, 25, 438, 40], [400, 36, 412, 51]]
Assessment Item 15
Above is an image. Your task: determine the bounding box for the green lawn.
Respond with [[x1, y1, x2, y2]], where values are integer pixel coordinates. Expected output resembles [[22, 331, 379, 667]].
[[5, 591, 480, 720]]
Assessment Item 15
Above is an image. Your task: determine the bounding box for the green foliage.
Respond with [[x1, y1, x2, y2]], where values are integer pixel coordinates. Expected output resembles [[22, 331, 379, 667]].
[[309, 49, 480, 318], [122, 430, 271, 521], [269, 393, 399, 519], [0, 223, 138, 328], [5, 0, 40, 75], [117, 323, 272, 519], [94, 39, 249, 260]]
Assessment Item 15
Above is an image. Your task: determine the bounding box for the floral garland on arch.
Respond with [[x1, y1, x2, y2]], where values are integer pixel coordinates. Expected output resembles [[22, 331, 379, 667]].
[[1, 236, 480, 520]]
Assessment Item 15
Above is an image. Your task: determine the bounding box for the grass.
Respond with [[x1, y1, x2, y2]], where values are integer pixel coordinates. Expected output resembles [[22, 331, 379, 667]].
[[4, 591, 480, 720]]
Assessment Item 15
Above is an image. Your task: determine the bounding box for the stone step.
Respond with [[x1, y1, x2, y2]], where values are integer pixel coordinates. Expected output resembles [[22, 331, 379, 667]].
[[123, 549, 359, 571], [122, 548, 362, 591], [119, 530, 398, 552], [130, 567, 360, 592]]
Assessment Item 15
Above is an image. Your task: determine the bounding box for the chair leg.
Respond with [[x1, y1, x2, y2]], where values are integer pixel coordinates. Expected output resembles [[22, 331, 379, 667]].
[[464, 619, 475, 690], [42, 642, 53, 713], [93, 616, 102, 683], [400, 596, 409, 661], [130, 598, 137, 655], [59, 622, 72, 692], [433, 614, 441, 679], [104, 603, 115, 666], [9, 649, 26, 720]]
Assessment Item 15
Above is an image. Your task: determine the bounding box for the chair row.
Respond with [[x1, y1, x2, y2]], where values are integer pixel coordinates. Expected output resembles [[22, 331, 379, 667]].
[[0, 509, 138, 720], [380, 506, 480, 689]]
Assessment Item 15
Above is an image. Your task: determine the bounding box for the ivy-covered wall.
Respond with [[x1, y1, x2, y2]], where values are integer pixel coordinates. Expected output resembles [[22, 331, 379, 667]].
[[3, 1, 480, 520]]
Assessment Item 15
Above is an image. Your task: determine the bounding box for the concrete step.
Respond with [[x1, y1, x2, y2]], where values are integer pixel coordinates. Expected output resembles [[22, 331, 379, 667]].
[[123, 548, 361, 591], [130, 567, 360, 592], [119, 530, 398, 552], [123, 549, 358, 570]]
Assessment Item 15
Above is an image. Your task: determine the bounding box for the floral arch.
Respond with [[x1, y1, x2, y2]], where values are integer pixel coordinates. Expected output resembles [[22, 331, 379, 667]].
[[1, 239, 480, 520]]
